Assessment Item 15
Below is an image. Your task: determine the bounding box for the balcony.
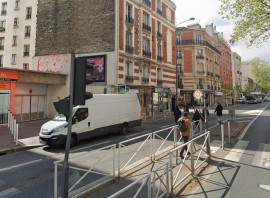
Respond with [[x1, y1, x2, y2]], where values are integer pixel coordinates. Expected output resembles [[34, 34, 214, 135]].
[[177, 82, 183, 89], [211, 73, 214, 77], [157, 9, 162, 15], [157, 55, 163, 62], [211, 85, 213, 90], [25, 33, 30, 37], [125, 76, 134, 82], [157, 32, 162, 38], [197, 70, 205, 74], [215, 61, 218, 65], [26, 15, 31, 19], [1, 10, 6, 15], [197, 84, 203, 89], [125, 45, 134, 54], [0, 27, 5, 32], [207, 85, 210, 89], [177, 55, 182, 59], [143, 0, 151, 7], [157, 80, 163, 85], [207, 71, 210, 76], [143, 50, 151, 58], [196, 55, 204, 59], [179, 40, 221, 55], [126, 15, 134, 24], [0, 46, 4, 50], [24, 52, 29, 56], [142, 77, 149, 83], [215, 74, 220, 78], [143, 23, 151, 32]]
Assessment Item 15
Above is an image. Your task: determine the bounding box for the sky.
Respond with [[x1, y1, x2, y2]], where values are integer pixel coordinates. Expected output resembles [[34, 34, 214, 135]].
[[172, 0, 270, 62]]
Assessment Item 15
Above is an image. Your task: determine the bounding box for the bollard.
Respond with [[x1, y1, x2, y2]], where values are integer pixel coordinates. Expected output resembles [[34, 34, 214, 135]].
[[8, 110, 10, 128], [228, 120, 231, 144], [16, 123, 19, 145], [221, 123, 224, 150], [11, 116, 14, 135], [13, 119, 16, 140]]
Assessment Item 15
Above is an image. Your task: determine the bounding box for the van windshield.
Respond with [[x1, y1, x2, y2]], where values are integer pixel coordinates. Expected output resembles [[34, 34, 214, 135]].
[[53, 108, 77, 121]]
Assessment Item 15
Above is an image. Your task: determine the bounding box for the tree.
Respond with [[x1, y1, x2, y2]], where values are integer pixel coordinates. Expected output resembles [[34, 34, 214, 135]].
[[222, 83, 234, 95], [235, 85, 242, 96], [249, 57, 270, 92], [219, 0, 270, 46], [244, 85, 253, 93]]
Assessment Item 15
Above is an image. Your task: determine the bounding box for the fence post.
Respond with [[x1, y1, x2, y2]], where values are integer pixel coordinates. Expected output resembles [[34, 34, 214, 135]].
[[10, 115, 13, 134], [169, 152, 174, 195], [14, 119, 16, 140], [200, 119, 202, 133], [16, 123, 19, 145], [173, 126, 177, 147], [148, 174, 152, 198], [228, 120, 231, 144], [8, 110, 10, 128], [190, 141, 195, 176], [118, 143, 121, 178], [221, 124, 224, 150], [152, 172, 156, 198], [113, 145, 116, 180], [191, 124, 194, 139], [152, 133, 155, 161], [54, 163, 58, 198]]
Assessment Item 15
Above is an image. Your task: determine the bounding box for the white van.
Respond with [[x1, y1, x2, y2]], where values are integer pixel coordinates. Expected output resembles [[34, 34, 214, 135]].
[[39, 94, 141, 147]]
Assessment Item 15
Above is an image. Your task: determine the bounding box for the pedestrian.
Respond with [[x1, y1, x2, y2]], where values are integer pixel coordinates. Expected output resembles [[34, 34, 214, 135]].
[[202, 106, 209, 121], [184, 104, 189, 113], [174, 106, 181, 125], [192, 109, 202, 123], [178, 112, 192, 159], [214, 102, 223, 124]]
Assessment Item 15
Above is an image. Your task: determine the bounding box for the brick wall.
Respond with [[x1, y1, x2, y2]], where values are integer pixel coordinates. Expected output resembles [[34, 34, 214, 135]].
[[119, 0, 124, 51], [182, 32, 193, 41], [152, 18, 156, 60], [162, 25, 168, 63], [184, 50, 192, 73], [134, 8, 139, 55], [36, 0, 115, 56]]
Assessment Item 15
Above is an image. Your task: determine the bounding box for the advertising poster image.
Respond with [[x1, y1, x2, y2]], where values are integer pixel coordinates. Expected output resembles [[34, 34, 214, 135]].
[[85, 55, 106, 83]]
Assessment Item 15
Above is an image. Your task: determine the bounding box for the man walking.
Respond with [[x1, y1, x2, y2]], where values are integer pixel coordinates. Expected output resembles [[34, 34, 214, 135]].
[[174, 106, 181, 125], [214, 102, 223, 124], [178, 112, 192, 159]]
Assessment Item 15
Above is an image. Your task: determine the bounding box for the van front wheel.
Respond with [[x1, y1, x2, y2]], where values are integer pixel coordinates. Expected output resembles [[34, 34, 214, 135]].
[[120, 124, 128, 135]]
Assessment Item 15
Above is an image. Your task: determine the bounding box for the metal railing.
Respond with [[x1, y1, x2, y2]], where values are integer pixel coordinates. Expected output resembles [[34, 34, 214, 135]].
[[125, 15, 134, 24], [54, 144, 116, 198], [169, 131, 211, 193], [143, 23, 151, 32], [109, 162, 169, 198]]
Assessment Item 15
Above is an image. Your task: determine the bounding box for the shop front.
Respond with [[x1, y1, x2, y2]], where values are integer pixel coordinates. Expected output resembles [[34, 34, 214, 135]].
[[0, 69, 17, 124], [153, 87, 169, 115], [214, 91, 223, 105]]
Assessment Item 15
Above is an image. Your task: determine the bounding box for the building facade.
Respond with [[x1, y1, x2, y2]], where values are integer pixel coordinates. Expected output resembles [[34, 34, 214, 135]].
[[176, 24, 222, 106], [0, 0, 37, 70], [34, 0, 177, 116], [231, 52, 242, 98]]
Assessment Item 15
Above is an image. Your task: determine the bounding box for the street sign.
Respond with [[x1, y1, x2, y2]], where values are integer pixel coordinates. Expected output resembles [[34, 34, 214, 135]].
[[194, 90, 202, 99]]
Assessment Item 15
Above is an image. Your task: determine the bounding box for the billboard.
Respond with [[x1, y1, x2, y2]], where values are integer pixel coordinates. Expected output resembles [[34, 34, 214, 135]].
[[83, 55, 106, 83]]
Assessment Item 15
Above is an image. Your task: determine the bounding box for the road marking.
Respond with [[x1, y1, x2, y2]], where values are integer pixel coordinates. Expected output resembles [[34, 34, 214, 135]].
[[125, 130, 151, 137], [259, 185, 270, 192], [252, 143, 270, 168], [0, 159, 42, 172], [238, 102, 270, 139], [71, 141, 111, 153], [0, 187, 21, 197], [204, 140, 222, 156], [224, 140, 249, 162]]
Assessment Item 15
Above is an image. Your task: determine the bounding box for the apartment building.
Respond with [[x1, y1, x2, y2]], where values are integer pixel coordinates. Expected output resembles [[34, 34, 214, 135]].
[[0, 0, 37, 70], [231, 52, 242, 98], [34, 0, 176, 116], [176, 24, 222, 106]]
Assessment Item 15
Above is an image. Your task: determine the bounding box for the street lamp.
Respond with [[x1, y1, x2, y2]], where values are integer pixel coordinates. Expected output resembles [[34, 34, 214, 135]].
[[175, 17, 195, 109]]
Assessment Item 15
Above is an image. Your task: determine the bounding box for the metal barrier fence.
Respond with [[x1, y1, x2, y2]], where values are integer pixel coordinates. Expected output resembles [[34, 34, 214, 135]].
[[54, 144, 116, 198], [109, 162, 169, 198], [169, 131, 210, 193]]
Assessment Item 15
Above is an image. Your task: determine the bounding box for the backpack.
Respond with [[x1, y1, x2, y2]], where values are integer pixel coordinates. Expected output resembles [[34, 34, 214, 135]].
[[178, 118, 187, 132]]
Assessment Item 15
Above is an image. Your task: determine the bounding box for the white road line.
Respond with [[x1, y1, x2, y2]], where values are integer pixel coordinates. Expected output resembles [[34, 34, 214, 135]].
[[0, 187, 21, 197], [71, 141, 111, 153], [0, 159, 42, 172], [238, 102, 270, 139], [259, 185, 270, 192], [125, 130, 152, 137], [224, 140, 249, 162]]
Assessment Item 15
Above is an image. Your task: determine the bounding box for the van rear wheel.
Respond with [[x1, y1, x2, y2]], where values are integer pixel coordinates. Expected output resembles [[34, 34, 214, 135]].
[[120, 124, 128, 135]]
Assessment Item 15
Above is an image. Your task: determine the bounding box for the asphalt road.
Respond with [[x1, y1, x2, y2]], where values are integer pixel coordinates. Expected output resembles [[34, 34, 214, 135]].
[[0, 102, 267, 198]]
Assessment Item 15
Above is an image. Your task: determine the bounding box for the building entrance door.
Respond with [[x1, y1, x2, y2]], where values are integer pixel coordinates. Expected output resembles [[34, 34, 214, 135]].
[[141, 94, 147, 114], [0, 90, 10, 124]]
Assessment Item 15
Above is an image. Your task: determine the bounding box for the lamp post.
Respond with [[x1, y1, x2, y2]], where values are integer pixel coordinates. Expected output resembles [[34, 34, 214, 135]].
[[175, 17, 195, 108]]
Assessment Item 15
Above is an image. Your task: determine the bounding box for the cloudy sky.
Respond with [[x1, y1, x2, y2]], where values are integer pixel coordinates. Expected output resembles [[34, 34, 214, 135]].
[[172, 0, 270, 62]]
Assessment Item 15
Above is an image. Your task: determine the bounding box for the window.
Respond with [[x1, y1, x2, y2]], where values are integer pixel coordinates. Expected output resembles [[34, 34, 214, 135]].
[[26, 7, 32, 19], [23, 63, 29, 70], [195, 35, 202, 44], [0, 37, 4, 50], [157, 21, 162, 36], [157, 0, 162, 14], [12, 36, 17, 46], [197, 49, 203, 55], [126, 31, 132, 47], [177, 64, 182, 74], [25, 26, 31, 37], [143, 12, 150, 26], [24, 45, 30, 56], [157, 68, 162, 80], [0, 55, 3, 67], [14, 18, 19, 27], [177, 50, 182, 58], [12, 54, 16, 64], [143, 38, 150, 52], [176, 35, 181, 45], [74, 108, 88, 123], [15, 0, 20, 10], [143, 66, 148, 78], [126, 62, 133, 76], [126, 3, 132, 19], [0, 20, 6, 31], [157, 45, 161, 56], [1, 3, 7, 15]]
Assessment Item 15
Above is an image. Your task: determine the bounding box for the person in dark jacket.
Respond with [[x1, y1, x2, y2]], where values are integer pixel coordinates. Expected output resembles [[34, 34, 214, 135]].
[[174, 106, 181, 124], [214, 102, 223, 124]]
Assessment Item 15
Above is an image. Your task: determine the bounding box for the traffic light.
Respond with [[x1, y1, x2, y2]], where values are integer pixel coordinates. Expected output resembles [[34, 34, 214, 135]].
[[73, 58, 95, 106], [53, 98, 70, 116]]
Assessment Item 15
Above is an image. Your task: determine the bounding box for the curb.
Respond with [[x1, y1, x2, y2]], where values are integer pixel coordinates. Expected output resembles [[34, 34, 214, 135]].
[[0, 145, 43, 156]]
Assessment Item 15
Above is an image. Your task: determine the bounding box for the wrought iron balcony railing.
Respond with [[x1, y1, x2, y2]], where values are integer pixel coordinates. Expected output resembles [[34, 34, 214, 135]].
[[125, 45, 134, 54], [126, 15, 134, 24], [142, 77, 149, 83], [143, 23, 151, 32], [143, 50, 151, 58], [125, 76, 134, 82], [143, 0, 151, 7]]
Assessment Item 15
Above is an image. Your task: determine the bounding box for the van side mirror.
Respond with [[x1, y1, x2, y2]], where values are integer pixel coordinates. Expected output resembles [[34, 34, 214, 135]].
[[72, 116, 78, 124]]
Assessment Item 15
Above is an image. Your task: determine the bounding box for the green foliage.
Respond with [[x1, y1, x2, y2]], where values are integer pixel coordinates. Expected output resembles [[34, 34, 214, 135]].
[[235, 85, 242, 95], [249, 57, 270, 91], [222, 83, 234, 95], [244, 85, 253, 93], [219, 0, 270, 46]]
